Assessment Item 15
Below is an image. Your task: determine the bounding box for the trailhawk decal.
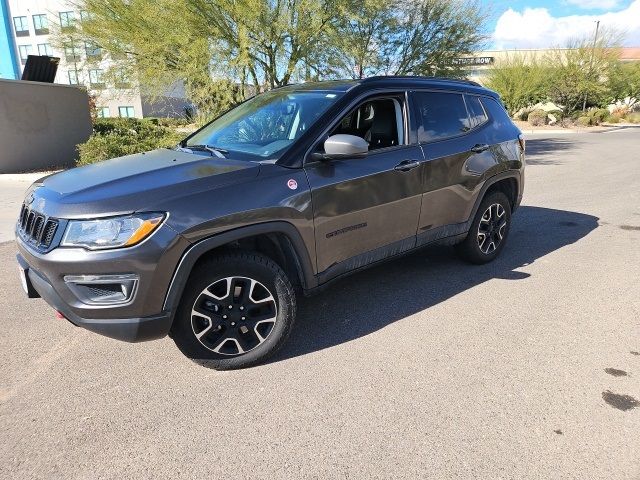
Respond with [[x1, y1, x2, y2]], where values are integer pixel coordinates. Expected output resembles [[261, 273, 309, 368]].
[[326, 223, 368, 239]]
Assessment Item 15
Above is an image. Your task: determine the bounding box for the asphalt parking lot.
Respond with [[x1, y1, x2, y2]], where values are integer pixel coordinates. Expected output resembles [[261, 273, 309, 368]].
[[1, 129, 639, 479]]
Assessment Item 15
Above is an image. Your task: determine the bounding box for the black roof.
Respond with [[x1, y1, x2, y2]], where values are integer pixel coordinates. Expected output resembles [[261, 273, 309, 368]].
[[280, 76, 496, 97]]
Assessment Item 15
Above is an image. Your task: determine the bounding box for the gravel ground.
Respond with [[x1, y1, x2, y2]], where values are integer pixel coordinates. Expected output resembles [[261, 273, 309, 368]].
[[1, 129, 639, 479]]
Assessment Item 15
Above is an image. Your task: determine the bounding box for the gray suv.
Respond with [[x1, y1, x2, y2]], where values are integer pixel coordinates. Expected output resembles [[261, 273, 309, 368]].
[[16, 76, 525, 369]]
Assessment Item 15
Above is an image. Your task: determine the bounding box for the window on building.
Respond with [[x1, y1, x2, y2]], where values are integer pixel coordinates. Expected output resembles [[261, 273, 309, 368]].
[[59, 11, 75, 29], [68, 69, 79, 85], [37, 43, 53, 57], [89, 69, 105, 88], [413, 91, 471, 142], [79, 10, 92, 21], [63, 42, 81, 62], [18, 45, 33, 64], [84, 41, 102, 59], [13, 16, 29, 37], [118, 106, 135, 118], [97, 107, 110, 118], [32, 14, 49, 35]]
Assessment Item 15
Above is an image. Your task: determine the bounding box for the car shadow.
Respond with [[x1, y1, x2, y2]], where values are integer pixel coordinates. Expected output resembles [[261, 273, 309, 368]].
[[525, 137, 577, 165], [270, 206, 599, 363]]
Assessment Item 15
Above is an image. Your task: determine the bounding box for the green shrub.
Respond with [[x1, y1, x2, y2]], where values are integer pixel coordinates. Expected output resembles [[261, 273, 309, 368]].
[[78, 118, 184, 165], [605, 116, 621, 124], [626, 112, 640, 124], [576, 116, 592, 127], [528, 109, 548, 126], [587, 108, 609, 125]]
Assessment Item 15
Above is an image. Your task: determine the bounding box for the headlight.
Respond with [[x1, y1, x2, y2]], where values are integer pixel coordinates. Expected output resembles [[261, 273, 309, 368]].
[[61, 213, 165, 250]]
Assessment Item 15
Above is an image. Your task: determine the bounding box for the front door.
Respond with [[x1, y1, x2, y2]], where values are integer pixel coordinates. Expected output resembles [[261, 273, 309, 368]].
[[305, 95, 424, 278]]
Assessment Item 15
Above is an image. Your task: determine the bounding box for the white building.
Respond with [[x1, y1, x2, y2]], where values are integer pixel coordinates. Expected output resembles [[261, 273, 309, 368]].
[[4, 0, 191, 119]]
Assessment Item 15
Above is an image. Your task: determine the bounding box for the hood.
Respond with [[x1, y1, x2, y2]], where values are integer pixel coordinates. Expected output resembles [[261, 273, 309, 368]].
[[30, 149, 260, 219]]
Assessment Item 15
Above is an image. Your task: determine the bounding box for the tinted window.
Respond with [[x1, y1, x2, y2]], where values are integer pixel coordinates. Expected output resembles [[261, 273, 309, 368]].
[[414, 92, 470, 142], [465, 95, 488, 128], [480, 97, 512, 129]]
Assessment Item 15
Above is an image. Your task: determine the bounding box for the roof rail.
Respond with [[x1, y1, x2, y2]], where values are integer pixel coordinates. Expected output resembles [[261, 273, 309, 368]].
[[360, 75, 482, 87]]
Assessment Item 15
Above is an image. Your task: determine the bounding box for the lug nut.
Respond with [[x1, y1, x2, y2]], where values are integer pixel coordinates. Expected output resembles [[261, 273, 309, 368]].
[[241, 316, 246, 321], [231, 322, 236, 326], [239, 306, 244, 311], [228, 305, 233, 309], [222, 315, 227, 319]]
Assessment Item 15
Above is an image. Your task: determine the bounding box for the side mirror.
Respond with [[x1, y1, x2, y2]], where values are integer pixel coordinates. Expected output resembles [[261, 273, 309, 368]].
[[311, 134, 369, 161]]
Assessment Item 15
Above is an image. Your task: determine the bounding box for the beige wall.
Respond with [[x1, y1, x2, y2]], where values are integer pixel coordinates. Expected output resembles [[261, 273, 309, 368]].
[[0, 78, 91, 172]]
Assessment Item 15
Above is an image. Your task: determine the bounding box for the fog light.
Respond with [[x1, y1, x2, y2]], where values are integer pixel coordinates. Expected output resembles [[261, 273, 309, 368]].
[[64, 274, 138, 305]]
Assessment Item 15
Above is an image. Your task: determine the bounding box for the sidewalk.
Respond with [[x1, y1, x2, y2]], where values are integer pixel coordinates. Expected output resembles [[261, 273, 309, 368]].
[[0, 172, 54, 243], [516, 123, 639, 135]]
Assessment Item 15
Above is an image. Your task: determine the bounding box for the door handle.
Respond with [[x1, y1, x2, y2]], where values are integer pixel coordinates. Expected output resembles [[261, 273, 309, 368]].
[[394, 160, 420, 172], [470, 144, 490, 153]]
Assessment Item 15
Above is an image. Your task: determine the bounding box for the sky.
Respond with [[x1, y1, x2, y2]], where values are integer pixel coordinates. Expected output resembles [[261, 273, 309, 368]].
[[487, 0, 640, 49]]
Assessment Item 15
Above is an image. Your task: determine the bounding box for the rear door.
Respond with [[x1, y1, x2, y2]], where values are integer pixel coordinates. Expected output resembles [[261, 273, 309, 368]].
[[410, 91, 495, 244], [305, 93, 424, 277]]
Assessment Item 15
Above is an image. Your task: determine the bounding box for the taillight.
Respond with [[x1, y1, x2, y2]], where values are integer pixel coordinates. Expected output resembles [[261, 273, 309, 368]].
[[518, 134, 526, 152]]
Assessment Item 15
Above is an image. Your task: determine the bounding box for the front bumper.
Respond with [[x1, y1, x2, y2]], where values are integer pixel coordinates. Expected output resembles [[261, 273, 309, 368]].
[[15, 223, 190, 342], [18, 253, 172, 341]]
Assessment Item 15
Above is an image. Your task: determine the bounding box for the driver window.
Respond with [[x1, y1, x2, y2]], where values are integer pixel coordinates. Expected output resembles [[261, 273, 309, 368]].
[[327, 97, 404, 152]]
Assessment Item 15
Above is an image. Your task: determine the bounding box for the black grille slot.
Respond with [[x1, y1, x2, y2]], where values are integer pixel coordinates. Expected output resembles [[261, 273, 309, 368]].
[[32, 215, 45, 242], [18, 203, 59, 248], [25, 211, 36, 235], [42, 220, 58, 246], [19, 205, 28, 229]]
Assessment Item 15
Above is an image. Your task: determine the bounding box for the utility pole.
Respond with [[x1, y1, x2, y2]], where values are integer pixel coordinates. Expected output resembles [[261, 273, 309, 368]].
[[582, 20, 600, 112]]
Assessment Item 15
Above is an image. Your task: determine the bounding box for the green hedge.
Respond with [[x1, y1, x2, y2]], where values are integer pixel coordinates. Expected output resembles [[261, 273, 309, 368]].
[[77, 118, 184, 166]]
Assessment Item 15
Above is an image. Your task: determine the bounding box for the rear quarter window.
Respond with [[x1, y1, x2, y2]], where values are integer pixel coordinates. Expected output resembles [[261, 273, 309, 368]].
[[480, 96, 514, 130], [480, 96, 519, 142], [465, 95, 489, 128]]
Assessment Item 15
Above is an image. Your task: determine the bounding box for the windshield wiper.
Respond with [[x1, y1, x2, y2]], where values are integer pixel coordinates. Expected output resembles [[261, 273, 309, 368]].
[[177, 144, 228, 158]]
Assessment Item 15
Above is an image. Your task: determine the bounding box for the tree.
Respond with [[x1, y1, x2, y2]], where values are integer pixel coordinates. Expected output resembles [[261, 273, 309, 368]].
[[187, 0, 342, 89], [484, 53, 548, 115], [326, 0, 396, 79], [330, 0, 487, 79], [60, 0, 490, 121], [608, 62, 640, 107], [385, 0, 487, 77], [544, 35, 621, 114]]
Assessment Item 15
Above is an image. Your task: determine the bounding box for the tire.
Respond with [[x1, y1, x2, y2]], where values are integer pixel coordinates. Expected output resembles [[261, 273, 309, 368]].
[[455, 191, 512, 264], [171, 251, 296, 370]]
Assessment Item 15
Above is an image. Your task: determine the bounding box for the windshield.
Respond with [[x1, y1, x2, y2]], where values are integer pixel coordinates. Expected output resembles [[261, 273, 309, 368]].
[[186, 89, 344, 161]]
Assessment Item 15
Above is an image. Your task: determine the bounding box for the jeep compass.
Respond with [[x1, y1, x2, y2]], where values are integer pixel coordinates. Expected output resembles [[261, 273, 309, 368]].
[[16, 76, 525, 369]]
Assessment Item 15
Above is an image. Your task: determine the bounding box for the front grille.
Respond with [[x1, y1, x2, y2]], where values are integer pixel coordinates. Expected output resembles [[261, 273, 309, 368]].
[[17, 203, 59, 248]]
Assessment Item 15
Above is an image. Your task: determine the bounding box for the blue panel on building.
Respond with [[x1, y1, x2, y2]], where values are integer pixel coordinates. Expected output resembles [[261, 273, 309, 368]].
[[0, 0, 19, 79]]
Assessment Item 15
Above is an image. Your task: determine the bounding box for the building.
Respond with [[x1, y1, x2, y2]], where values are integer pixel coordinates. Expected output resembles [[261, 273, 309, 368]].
[[463, 47, 640, 84], [0, 0, 191, 118]]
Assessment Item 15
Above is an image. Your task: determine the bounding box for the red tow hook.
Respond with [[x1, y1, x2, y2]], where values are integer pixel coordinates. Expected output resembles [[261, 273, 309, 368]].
[[55, 310, 67, 320]]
